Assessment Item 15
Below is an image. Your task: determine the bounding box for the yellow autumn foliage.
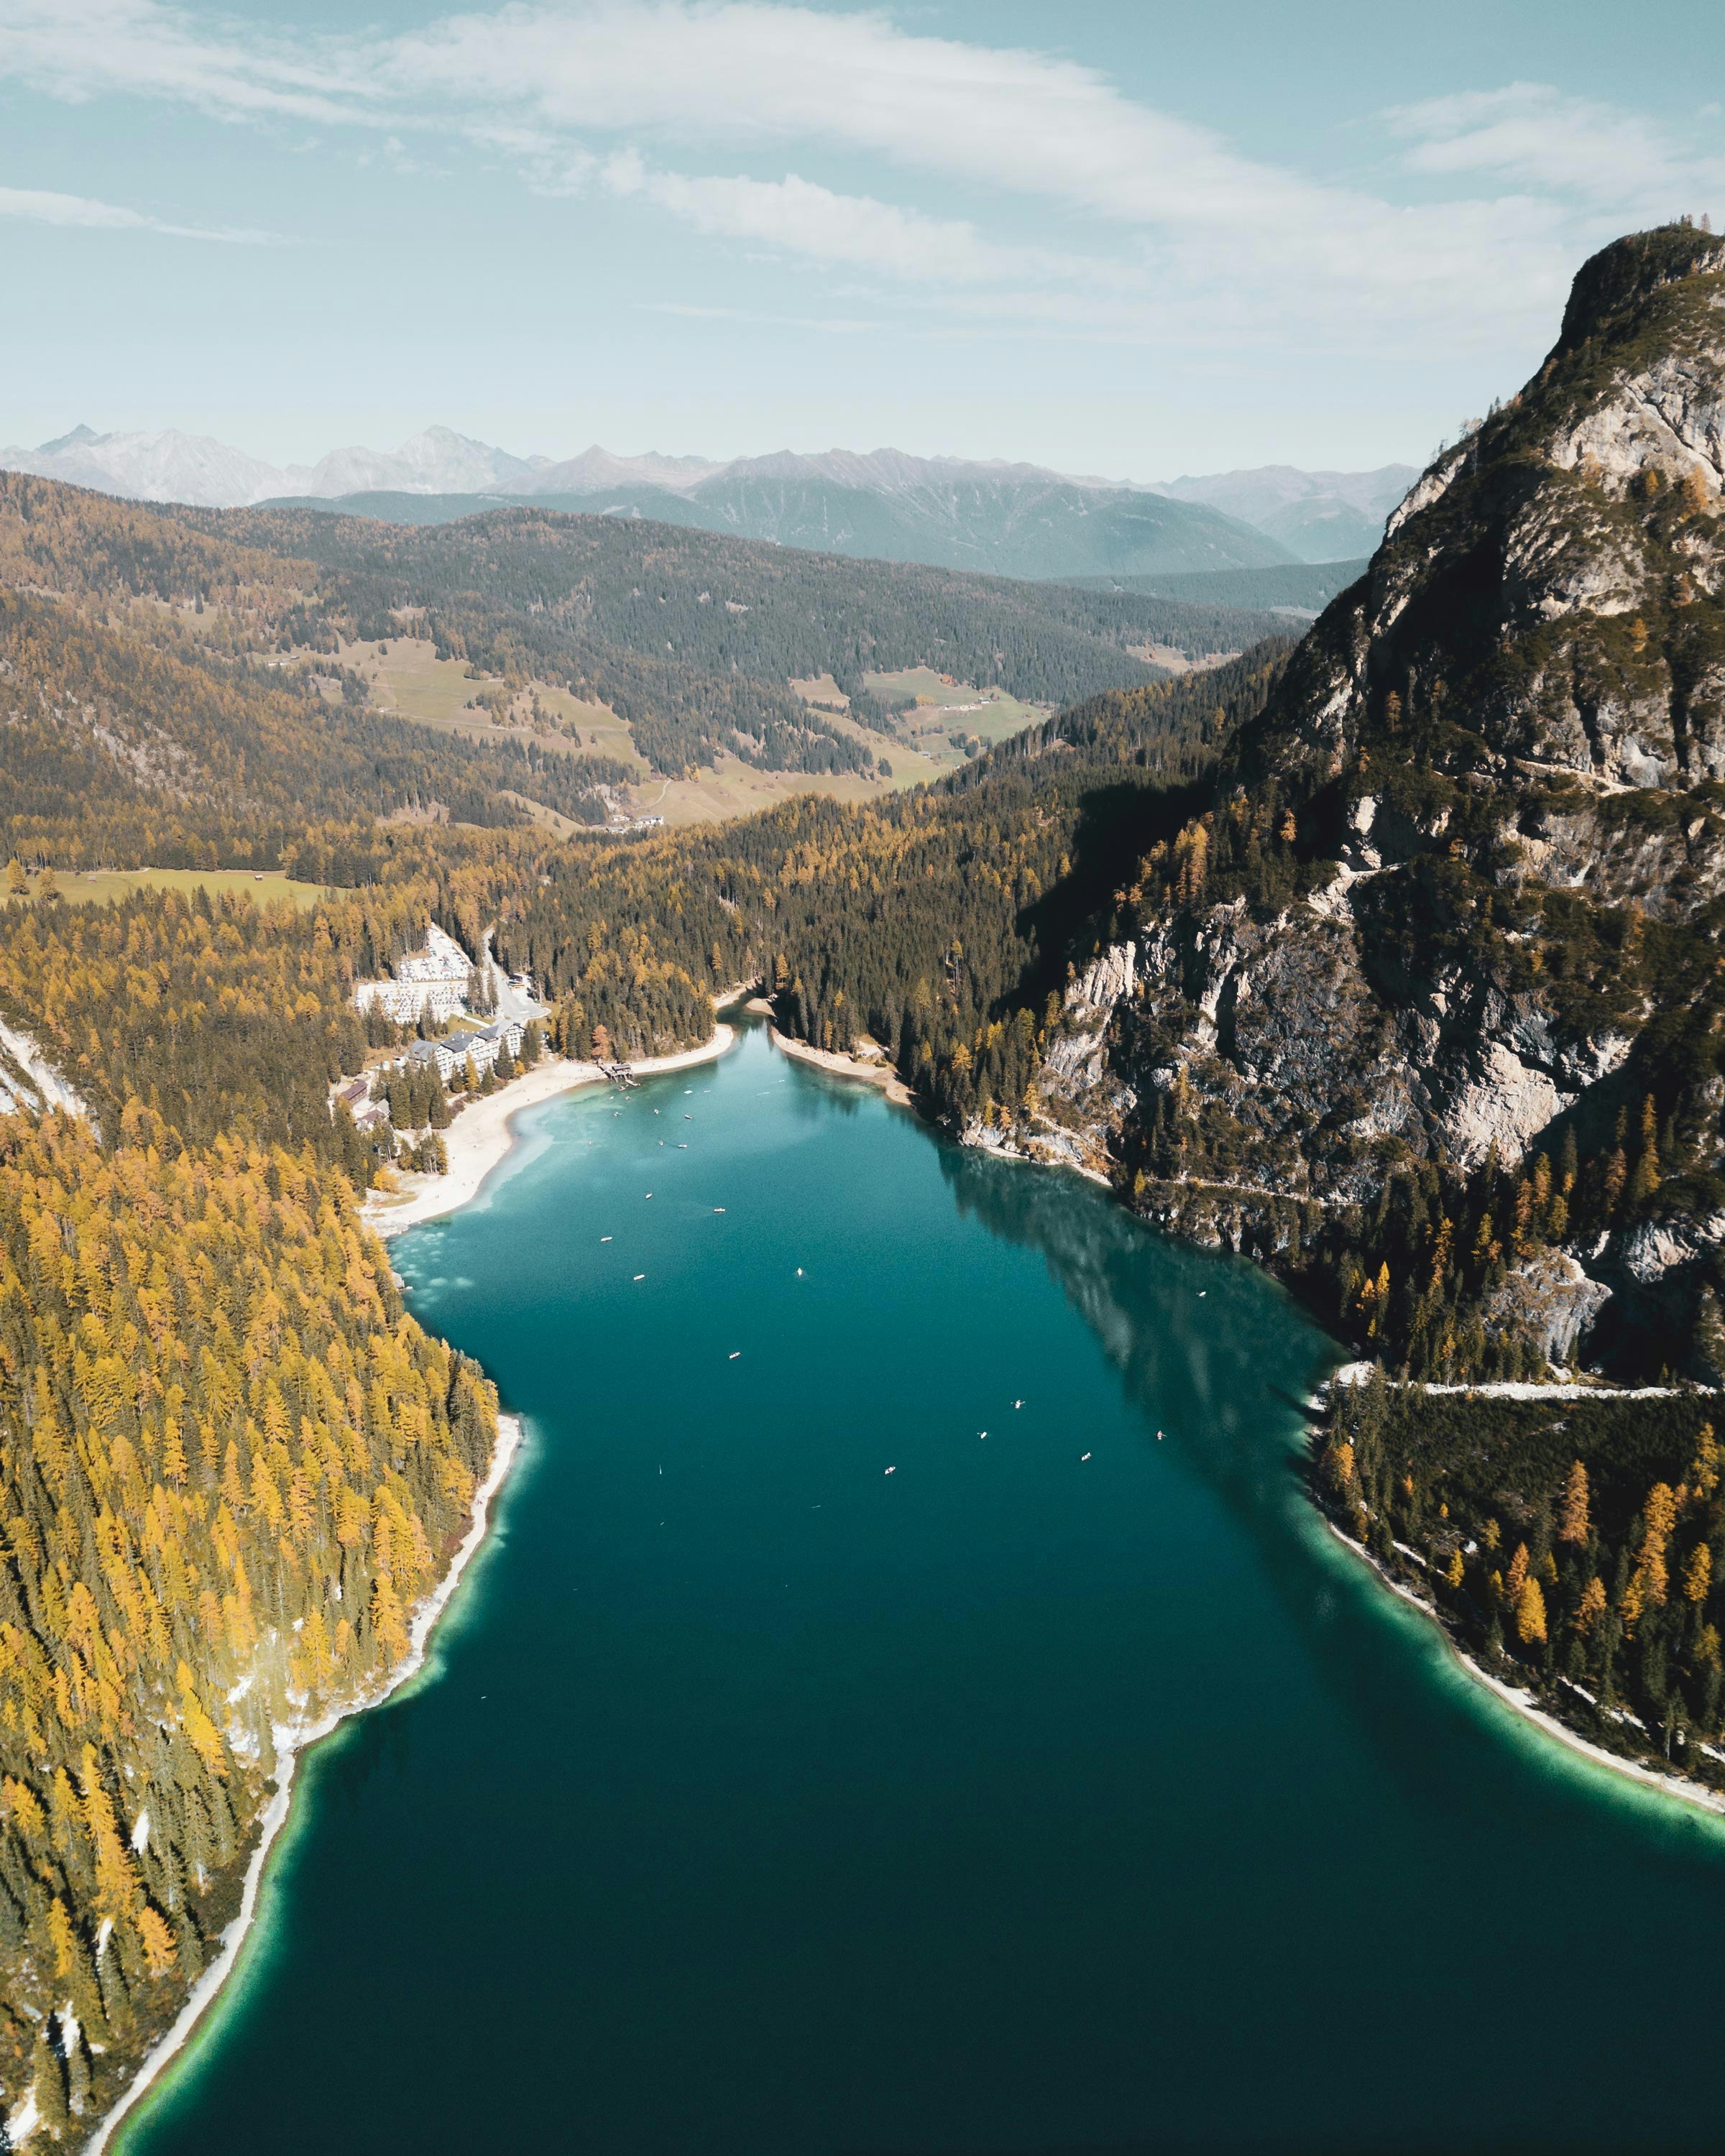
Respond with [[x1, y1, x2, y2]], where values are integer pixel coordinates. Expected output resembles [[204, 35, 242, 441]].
[[0, 1111, 498, 2070]]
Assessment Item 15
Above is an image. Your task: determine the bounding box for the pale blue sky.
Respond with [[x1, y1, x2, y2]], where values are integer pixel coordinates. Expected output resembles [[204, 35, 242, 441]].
[[1, 0, 1721, 476]]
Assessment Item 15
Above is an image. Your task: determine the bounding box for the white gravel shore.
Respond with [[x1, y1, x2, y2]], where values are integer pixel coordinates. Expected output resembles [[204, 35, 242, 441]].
[[86, 1411, 527, 2152]]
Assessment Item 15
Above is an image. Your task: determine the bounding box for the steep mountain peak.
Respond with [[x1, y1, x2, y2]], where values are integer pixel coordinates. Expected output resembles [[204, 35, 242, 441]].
[[1555, 221, 1725, 360], [37, 422, 107, 454], [1255, 222, 1725, 806], [1067, 225, 1725, 1268], [523, 443, 724, 494], [303, 427, 535, 497]]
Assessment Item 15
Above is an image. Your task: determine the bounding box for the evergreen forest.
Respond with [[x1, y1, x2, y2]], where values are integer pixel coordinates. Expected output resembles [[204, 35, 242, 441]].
[[6, 225, 1725, 2139]]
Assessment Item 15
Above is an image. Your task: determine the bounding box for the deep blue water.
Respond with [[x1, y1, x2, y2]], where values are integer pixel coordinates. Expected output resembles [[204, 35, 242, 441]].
[[122, 1026, 1725, 2155]]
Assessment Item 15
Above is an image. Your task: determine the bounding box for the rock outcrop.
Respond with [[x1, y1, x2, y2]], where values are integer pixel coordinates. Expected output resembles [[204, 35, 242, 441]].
[[0, 1020, 90, 1123], [993, 225, 1725, 1376], [1484, 1250, 1613, 1363]]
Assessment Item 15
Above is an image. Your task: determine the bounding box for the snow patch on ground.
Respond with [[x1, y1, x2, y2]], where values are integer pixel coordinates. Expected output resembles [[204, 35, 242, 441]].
[[6, 2086, 41, 2147]]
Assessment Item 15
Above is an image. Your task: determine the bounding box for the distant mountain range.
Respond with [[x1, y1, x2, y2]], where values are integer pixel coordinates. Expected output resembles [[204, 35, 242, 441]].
[[1149, 464, 1417, 563], [0, 423, 1415, 579]]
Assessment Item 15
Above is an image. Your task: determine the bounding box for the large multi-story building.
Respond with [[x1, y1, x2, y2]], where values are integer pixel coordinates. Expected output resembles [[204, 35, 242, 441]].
[[401, 1016, 525, 1086]]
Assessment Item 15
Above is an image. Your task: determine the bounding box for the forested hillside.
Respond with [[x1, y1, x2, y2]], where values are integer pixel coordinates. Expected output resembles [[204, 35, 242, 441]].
[[0, 831, 529, 2137], [180, 502, 1285, 773], [254, 461, 1294, 582], [0, 478, 651, 857], [1322, 1378, 1725, 1774], [0, 589, 622, 866], [3, 473, 1285, 805], [0, 1115, 500, 2132], [497, 650, 1288, 1104], [7, 223, 1725, 2137]]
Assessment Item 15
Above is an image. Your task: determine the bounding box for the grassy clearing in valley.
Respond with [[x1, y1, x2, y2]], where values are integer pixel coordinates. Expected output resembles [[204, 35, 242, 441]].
[[790, 673, 850, 709], [305, 642, 966, 829], [640, 756, 899, 829], [862, 666, 1049, 756], [1126, 642, 1241, 677], [12, 867, 341, 911], [341, 637, 648, 775]]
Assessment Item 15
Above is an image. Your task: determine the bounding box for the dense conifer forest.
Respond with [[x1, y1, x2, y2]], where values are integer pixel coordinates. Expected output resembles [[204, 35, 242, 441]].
[[4, 471, 1284, 808], [172, 501, 1285, 777], [0, 586, 622, 866], [4, 232, 1725, 2136], [0, 1115, 499, 2126], [497, 648, 1284, 1087], [1322, 1379, 1725, 1786]]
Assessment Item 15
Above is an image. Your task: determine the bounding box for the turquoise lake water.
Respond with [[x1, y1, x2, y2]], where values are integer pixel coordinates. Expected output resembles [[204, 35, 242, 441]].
[[121, 1024, 1725, 2155]]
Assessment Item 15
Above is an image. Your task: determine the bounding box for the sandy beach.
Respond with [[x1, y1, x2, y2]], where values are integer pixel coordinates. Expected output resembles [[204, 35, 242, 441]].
[[86, 1410, 526, 2154], [765, 1020, 916, 1106], [362, 1024, 737, 1237]]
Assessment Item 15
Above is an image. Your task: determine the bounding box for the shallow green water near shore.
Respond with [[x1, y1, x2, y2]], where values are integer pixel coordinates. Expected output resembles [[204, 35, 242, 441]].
[[124, 1026, 1725, 2155]]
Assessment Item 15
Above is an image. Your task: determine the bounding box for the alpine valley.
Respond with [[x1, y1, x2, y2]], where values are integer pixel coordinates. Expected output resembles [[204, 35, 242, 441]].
[[2, 223, 1725, 2151]]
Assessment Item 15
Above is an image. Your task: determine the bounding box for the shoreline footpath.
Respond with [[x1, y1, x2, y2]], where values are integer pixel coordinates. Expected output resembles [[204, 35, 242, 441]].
[[363, 1024, 737, 1238], [1319, 1515, 1725, 1824], [86, 1410, 526, 2155]]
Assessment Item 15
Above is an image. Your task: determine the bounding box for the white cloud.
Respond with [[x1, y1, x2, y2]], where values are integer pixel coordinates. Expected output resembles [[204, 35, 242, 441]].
[[369, 4, 1581, 328], [1391, 85, 1725, 213], [1, 1, 1716, 355], [0, 184, 267, 241], [0, 0, 386, 124], [602, 153, 1112, 287]]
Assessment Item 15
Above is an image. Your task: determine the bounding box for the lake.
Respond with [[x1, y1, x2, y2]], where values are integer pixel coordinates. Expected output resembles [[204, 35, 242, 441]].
[[121, 1023, 1725, 2155]]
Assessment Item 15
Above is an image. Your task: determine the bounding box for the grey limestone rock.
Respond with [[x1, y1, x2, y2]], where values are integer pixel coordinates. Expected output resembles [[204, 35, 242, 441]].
[[1484, 1252, 1612, 1363], [970, 230, 1725, 1383]]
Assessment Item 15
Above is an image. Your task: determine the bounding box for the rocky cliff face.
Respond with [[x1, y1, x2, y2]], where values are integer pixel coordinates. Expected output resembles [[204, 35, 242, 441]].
[[997, 225, 1725, 1374], [1259, 224, 1725, 806]]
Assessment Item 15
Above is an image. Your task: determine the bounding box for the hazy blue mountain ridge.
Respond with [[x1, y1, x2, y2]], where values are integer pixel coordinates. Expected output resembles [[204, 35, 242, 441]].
[[2, 424, 1409, 579], [1149, 463, 1419, 563], [1055, 559, 1371, 614], [254, 470, 1294, 581]]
